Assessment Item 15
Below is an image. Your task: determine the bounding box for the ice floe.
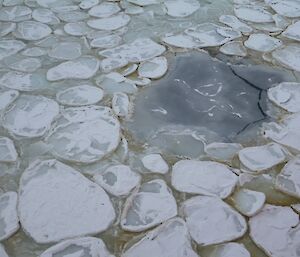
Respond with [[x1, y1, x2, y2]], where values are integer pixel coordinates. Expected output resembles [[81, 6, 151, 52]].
[[48, 42, 82, 60], [266, 0, 300, 18], [112, 92, 130, 117], [56, 85, 103, 106], [234, 5, 273, 23], [164, 0, 200, 18], [40, 237, 114, 257], [219, 15, 253, 34], [122, 218, 198, 257], [0, 6, 32, 22], [32, 8, 60, 25], [181, 195, 247, 246], [141, 153, 169, 174], [14, 21, 52, 40], [249, 204, 300, 257], [4, 56, 42, 72], [88, 3, 120, 18], [205, 243, 250, 257], [204, 142, 243, 162], [91, 34, 122, 48], [0, 137, 18, 162], [219, 41, 247, 57], [47, 56, 99, 81], [121, 179, 177, 232], [138, 57, 168, 79], [18, 159, 115, 243], [79, 0, 99, 10], [238, 143, 287, 172], [0, 89, 19, 112], [46, 106, 120, 163], [0, 39, 26, 60], [2, 95, 59, 138], [268, 82, 300, 113], [93, 165, 141, 197], [87, 13, 130, 30], [244, 33, 282, 53], [272, 45, 300, 72], [0, 191, 19, 241], [282, 21, 300, 42], [172, 160, 237, 198], [100, 57, 128, 73]]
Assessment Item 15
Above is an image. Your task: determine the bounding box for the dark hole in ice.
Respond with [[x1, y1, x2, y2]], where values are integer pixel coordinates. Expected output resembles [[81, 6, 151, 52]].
[[127, 52, 294, 157]]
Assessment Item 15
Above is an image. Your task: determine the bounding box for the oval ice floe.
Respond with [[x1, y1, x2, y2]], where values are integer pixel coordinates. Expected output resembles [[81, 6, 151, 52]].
[[164, 0, 200, 18], [234, 5, 274, 23], [272, 45, 300, 72], [87, 13, 130, 31], [112, 92, 130, 117], [138, 56, 168, 79], [88, 2, 121, 18], [0, 39, 26, 60], [48, 42, 82, 60], [244, 33, 282, 53], [0, 137, 18, 163], [141, 153, 169, 174], [14, 21, 52, 40]]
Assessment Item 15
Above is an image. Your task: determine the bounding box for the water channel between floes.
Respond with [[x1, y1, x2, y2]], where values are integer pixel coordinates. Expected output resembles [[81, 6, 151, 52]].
[[0, 0, 300, 257]]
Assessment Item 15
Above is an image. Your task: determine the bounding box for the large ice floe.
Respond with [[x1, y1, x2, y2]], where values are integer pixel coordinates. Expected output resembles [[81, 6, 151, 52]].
[[18, 159, 115, 243]]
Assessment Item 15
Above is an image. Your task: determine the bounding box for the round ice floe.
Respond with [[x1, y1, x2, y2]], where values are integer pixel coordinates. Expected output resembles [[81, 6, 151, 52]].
[[141, 154, 169, 174], [127, 0, 159, 6], [0, 71, 48, 92], [88, 3, 121, 18], [238, 143, 287, 172], [0, 245, 8, 257], [48, 42, 82, 60], [0, 22, 16, 37], [0, 89, 19, 112], [40, 237, 114, 257], [172, 160, 237, 198], [121, 179, 177, 232], [3, 95, 59, 138], [244, 34, 282, 53], [112, 92, 130, 117], [249, 204, 300, 257], [100, 57, 128, 73], [120, 64, 138, 76], [232, 189, 266, 217], [14, 21, 52, 41], [204, 142, 243, 162], [56, 85, 103, 106], [275, 157, 300, 198], [219, 15, 253, 34], [4, 56, 41, 72], [46, 106, 120, 163], [251, 22, 283, 33], [93, 165, 141, 197], [0, 39, 26, 60], [0, 192, 19, 241], [47, 56, 99, 81], [21, 47, 47, 57], [79, 0, 99, 9], [64, 22, 93, 36], [138, 57, 167, 79], [91, 34, 122, 48], [164, 0, 200, 18], [272, 45, 300, 72], [122, 218, 198, 257], [57, 11, 89, 23], [32, 8, 60, 25], [87, 13, 130, 31], [162, 34, 200, 49], [267, 0, 300, 18], [99, 38, 166, 63], [206, 243, 250, 257], [181, 196, 247, 246], [0, 6, 32, 22], [19, 159, 115, 244], [268, 82, 300, 113], [0, 137, 18, 162], [220, 41, 248, 57], [282, 21, 300, 42], [234, 5, 273, 23]]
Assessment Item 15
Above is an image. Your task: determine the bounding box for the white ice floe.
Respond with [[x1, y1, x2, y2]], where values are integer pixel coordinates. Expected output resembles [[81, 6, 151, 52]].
[[251, 22, 283, 33], [4, 56, 42, 72], [204, 142, 243, 162], [88, 3, 120, 18], [162, 34, 201, 49], [99, 38, 166, 63], [112, 92, 130, 117], [121, 179, 177, 232], [56, 85, 103, 106], [40, 237, 114, 257], [219, 15, 253, 34], [164, 0, 200, 18], [87, 13, 130, 31], [19, 159, 115, 243], [0, 192, 19, 241], [234, 5, 273, 23], [0, 137, 18, 162], [64, 22, 93, 36], [138, 56, 168, 79], [0, 22, 16, 37], [272, 45, 300, 72], [275, 157, 300, 198], [172, 160, 237, 198], [266, 0, 300, 18], [0, 89, 18, 112], [272, 14, 290, 29], [122, 218, 198, 257], [47, 56, 99, 81], [249, 204, 300, 257], [93, 165, 141, 197], [32, 8, 60, 25], [238, 143, 287, 172], [0, 39, 25, 60], [21, 47, 47, 57], [80, 0, 99, 9], [127, 0, 159, 6], [48, 42, 82, 60], [282, 21, 300, 42], [125, 76, 151, 86], [141, 153, 169, 174], [268, 82, 300, 113], [0, 71, 47, 91], [100, 57, 128, 73], [206, 243, 250, 257], [2, 95, 59, 138], [0, 244, 8, 257], [181, 195, 247, 246], [244, 33, 282, 53], [57, 11, 89, 23], [232, 188, 266, 216], [120, 64, 138, 76], [46, 106, 120, 163], [14, 21, 52, 40], [91, 34, 122, 48], [220, 41, 247, 57], [0, 6, 32, 22]]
